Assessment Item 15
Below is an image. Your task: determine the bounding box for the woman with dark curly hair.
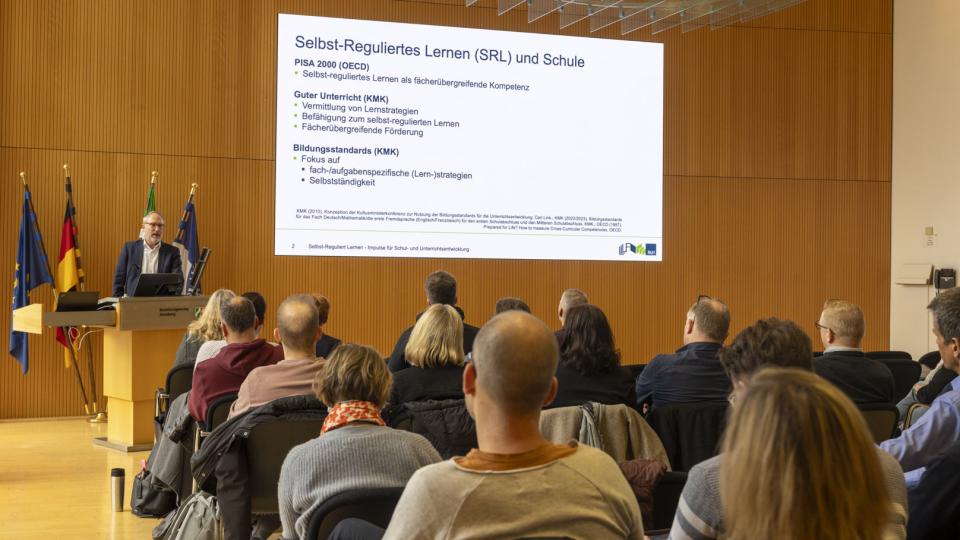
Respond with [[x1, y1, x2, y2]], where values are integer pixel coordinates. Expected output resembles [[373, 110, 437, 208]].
[[547, 304, 635, 408]]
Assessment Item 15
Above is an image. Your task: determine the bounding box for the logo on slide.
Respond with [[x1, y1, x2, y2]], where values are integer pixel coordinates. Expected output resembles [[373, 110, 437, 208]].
[[618, 243, 657, 256]]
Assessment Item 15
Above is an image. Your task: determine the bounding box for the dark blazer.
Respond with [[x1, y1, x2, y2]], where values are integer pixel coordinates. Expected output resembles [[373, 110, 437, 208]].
[[314, 334, 342, 359], [548, 363, 636, 409], [390, 364, 465, 406], [813, 350, 896, 404], [112, 240, 183, 297], [634, 342, 730, 411]]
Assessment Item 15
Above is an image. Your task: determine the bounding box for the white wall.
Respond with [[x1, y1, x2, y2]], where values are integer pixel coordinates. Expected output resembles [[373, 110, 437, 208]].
[[891, 1, 960, 357]]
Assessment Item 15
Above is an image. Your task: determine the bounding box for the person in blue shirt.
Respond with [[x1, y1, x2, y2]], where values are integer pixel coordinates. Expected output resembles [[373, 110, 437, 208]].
[[880, 287, 960, 490], [635, 296, 731, 411]]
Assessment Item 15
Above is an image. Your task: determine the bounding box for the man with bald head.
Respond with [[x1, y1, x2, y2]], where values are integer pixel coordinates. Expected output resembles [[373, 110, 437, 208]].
[[228, 295, 325, 418], [188, 296, 283, 422], [635, 296, 732, 411], [383, 311, 643, 539], [112, 211, 183, 296]]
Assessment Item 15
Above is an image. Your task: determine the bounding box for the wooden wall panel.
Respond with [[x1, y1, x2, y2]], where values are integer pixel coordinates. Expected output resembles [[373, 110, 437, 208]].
[[0, 0, 892, 418]]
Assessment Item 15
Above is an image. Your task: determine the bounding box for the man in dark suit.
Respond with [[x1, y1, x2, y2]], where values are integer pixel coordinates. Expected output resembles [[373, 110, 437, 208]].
[[813, 299, 896, 403], [387, 270, 479, 372], [112, 211, 183, 296]]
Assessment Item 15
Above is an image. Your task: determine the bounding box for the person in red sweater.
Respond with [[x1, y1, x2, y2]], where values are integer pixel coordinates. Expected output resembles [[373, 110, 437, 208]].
[[188, 295, 283, 422]]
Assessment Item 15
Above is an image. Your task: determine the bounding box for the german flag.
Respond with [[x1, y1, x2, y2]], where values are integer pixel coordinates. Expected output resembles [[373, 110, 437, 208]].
[[55, 171, 84, 368]]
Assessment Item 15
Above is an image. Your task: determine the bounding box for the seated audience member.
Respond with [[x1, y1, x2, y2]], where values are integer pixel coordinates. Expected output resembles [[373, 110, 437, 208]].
[[312, 294, 341, 359], [881, 287, 960, 490], [172, 288, 234, 369], [390, 304, 465, 405], [195, 290, 269, 369], [383, 311, 643, 539], [188, 296, 283, 422], [671, 318, 906, 540], [719, 368, 904, 540], [905, 440, 960, 539], [548, 304, 634, 409], [388, 271, 479, 372], [495, 296, 531, 314], [228, 295, 326, 419], [813, 299, 896, 404], [278, 344, 441, 540], [555, 287, 588, 342], [635, 296, 731, 411]]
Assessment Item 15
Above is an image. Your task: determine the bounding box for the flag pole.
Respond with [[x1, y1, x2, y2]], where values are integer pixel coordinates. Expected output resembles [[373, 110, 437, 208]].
[[22, 170, 91, 414], [63, 164, 103, 421]]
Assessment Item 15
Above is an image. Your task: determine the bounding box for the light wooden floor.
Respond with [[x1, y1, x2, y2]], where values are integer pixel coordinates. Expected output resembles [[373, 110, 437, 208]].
[[0, 418, 159, 539]]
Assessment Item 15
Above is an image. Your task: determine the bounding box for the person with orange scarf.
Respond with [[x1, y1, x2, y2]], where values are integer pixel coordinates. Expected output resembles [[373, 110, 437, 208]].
[[277, 344, 440, 540]]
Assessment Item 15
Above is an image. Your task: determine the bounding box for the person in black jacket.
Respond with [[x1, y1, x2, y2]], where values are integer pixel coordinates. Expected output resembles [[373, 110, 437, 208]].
[[548, 304, 634, 409], [813, 299, 896, 404], [387, 271, 479, 372], [390, 304, 466, 405]]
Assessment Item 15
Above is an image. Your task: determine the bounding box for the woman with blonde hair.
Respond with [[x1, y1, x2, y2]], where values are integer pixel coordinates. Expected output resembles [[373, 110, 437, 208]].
[[171, 288, 235, 369], [720, 367, 902, 540], [388, 303, 465, 405], [278, 344, 440, 540]]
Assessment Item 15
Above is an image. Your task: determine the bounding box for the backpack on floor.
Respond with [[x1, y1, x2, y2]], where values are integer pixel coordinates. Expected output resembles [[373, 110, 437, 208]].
[[131, 448, 178, 518], [153, 490, 221, 540]]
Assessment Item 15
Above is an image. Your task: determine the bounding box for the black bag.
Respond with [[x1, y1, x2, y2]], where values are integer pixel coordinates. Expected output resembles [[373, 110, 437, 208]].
[[131, 456, 178, 518]]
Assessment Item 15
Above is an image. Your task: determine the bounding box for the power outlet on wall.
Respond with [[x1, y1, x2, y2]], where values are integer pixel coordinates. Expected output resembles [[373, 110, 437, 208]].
[[925, 226, 937, 247]]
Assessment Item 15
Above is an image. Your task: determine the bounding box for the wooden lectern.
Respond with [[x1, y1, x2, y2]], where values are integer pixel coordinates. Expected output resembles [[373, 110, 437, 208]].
[[13, 296, 208, 451]]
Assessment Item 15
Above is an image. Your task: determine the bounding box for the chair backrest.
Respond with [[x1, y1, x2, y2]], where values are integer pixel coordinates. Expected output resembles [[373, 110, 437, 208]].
[[625, 364, 646, 380], [904, 403, 931, 429], [203, 393, 238, 432], [166, 364, 194, 403], [857, 402, 899, 443], [646, 471, 688, 535], [645, 402, 729, 472], [875, 358, 922, 402], [304, 487, 405, 540], [865, 351, 913, 361], [917, 350, 941, 370], [246, 419, 326, 514]]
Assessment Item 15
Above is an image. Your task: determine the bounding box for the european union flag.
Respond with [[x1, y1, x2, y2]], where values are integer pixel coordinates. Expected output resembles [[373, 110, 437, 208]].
[[10, 189, 53, 373]]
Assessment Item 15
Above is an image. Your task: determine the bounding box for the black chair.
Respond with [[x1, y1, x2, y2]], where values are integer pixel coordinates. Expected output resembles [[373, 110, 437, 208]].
[[646, 471, 688, 535], [247, 418, 327, 514], [155, 364, 194, 424], [304, 487, 405, 540], [904, 403, 931, 429], [875, 357, 922, 402], [625, 364, 646, 380], [646, 402, 728, 472], [865, 351, 913, 361], [858, 402, 899, 443], [194, 393, 238, 454], [917, 350, 941, 370]]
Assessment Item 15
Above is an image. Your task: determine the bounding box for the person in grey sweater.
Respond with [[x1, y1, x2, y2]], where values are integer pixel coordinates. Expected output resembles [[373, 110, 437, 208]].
[[277, 344, 441, 540]]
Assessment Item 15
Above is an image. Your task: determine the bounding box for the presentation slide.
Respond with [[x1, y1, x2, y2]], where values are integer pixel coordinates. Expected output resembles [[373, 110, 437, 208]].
[[275, 14, 663, 261]]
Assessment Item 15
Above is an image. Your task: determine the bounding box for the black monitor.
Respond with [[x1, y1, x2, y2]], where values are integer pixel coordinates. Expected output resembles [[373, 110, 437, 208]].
[[132, 273, 183, 297], [56, 291, 100, 312]]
